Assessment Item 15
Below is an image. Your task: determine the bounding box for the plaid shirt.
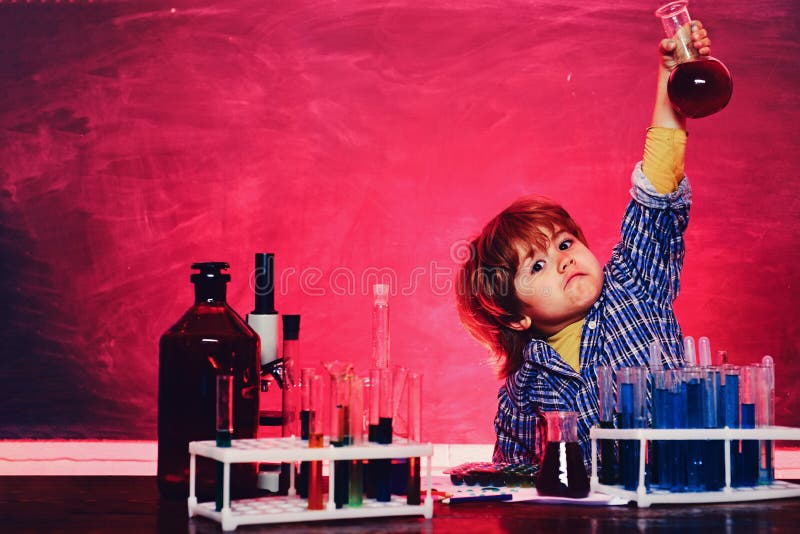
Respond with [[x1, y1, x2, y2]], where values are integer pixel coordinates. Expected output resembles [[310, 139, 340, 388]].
[[493, 162, 691, 469]]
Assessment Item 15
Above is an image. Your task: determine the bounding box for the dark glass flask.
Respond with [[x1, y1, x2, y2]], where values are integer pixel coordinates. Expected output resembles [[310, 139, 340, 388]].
[[157, 262, 260, 500], [535, 411, 590, 498], [656, 1, 732, 119]]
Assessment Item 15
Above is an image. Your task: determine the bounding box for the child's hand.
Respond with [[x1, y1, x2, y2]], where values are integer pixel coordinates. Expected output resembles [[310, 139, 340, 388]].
[[659, 20, 711, 71]]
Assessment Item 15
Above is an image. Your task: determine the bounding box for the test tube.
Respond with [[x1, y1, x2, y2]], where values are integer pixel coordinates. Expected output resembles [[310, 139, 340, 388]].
[[327, 365, 353, 508], [365, 370, 379, 499], [406, 373, 422, 505], [739, 365, 759, 486], [307, 372, 325, 510], [652, 368, 671, 490], [666, 368, 687, 492], [702, 367, 724, 491], [596, 365, 618, 485], [684, 368, 704, 491], [617, 366, 647, 491], [348, 375, 365, 507], [698, 337, 712, 367], [683, 336, 697, 367], [648, 342, 663, 488], [722, 364, 740, 487], [296, 368, 315, 498], [375, 367, 393, 502], [215, 374, 234, 512], [758, 356, 775, 484]]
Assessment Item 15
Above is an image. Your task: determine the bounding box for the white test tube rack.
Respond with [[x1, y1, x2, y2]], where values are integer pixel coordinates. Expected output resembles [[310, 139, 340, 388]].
[[590, 425, 800, 507], [188, 437, 434, 531]]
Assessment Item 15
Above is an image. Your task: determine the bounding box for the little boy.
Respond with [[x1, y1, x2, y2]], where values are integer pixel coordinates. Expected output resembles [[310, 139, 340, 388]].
[[456, 23, 712, 469]]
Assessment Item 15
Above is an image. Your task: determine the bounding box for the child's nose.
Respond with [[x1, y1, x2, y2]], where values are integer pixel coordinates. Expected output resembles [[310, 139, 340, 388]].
[[559, 254, 575, 272]]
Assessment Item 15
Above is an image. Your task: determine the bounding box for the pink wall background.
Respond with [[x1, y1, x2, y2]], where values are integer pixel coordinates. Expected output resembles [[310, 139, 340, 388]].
[[1, 0, 798, 443]]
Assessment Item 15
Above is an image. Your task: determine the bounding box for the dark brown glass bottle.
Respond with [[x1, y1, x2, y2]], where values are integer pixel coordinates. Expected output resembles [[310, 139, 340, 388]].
[[668, 57, 732, 119], [157, 262, 260, 500]]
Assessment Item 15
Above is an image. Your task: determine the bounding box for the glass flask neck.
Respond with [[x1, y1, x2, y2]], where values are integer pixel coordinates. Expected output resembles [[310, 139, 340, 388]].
[[544, 411, 579, 443], [656, 0, 699, 63]]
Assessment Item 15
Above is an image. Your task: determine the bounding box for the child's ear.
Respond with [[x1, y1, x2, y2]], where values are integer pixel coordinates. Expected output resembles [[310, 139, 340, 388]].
[[508, 315, 532, 331]]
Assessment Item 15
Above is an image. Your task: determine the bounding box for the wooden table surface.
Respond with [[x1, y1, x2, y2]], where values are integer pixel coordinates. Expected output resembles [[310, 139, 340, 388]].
[[3, 476, 800, 533]]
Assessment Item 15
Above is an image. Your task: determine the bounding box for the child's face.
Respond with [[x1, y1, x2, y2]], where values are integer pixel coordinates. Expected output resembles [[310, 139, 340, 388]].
[[511, 228, 603, 336]]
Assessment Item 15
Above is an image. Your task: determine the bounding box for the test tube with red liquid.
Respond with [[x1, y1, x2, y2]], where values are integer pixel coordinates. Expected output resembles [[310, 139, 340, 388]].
[[306, 372, 325, 510]]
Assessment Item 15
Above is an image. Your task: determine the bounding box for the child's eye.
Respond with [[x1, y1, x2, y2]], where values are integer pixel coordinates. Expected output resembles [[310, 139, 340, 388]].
[[531, 260, 545, 273], [558, 239, 573, 251]]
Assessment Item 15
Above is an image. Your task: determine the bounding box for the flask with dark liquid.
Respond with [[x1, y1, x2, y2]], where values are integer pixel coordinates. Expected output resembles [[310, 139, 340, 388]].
[[535, 411, 590, 498], [157, 262, 260, 500], [656, 1, 732, 118]]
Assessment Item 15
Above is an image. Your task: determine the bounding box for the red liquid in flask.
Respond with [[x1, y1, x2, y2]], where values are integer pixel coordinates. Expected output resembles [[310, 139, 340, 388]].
[[668, 57, 732, 119], [535, 442, 590, 498]]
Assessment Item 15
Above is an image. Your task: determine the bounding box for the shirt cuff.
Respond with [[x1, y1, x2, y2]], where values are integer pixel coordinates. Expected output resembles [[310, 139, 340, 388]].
[[630, 161, 692, 210]]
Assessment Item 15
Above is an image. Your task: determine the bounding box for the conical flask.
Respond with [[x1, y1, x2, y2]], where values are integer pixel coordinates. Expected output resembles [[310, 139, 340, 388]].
[[534, 411, 590, 498]]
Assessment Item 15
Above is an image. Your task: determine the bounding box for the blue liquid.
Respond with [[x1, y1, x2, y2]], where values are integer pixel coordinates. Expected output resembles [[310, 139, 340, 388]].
[[759, 441, 775, 485], [685, 379, 704, 491], [724, 374, 740, 486], [598, 420, 618, 485], [619, 383, 639, 491], [654, 386, 672, 490], [668, 389, 687, 492], [740, 403, 758, 486]]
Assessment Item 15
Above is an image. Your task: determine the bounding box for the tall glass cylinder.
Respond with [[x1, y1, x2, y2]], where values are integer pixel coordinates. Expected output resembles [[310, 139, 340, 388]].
[[371, 284, 390, 369], [406, 373, 422, 505]]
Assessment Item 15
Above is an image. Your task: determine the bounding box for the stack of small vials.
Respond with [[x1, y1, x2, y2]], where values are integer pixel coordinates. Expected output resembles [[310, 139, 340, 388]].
[[597, 337, 775, 493]]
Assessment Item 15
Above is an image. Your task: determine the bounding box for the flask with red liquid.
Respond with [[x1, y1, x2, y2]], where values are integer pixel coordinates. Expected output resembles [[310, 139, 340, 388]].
[[656, 0, 732, 118], [535, 411, 590, 498], [157, 262, 260, 500]]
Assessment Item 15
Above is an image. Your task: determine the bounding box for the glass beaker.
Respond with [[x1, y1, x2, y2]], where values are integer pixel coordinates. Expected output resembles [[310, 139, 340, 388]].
[[535, 411, 590, 498], [655, 0, 732, 118]]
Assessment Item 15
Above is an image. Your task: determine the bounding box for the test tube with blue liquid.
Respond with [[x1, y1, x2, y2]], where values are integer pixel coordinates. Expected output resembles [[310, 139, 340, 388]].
[[700, 366, 724, 491], [739, 365, 759, 486], [666, 368, 687, 492], [722, 364, 740, 486], [215, 374, 234, 512], [617, 366, 647, 491], [596, 365, 618, 485], [684, 367, 705, 491], [648, 342, 665, 488], [758, 356, 775, 484]]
